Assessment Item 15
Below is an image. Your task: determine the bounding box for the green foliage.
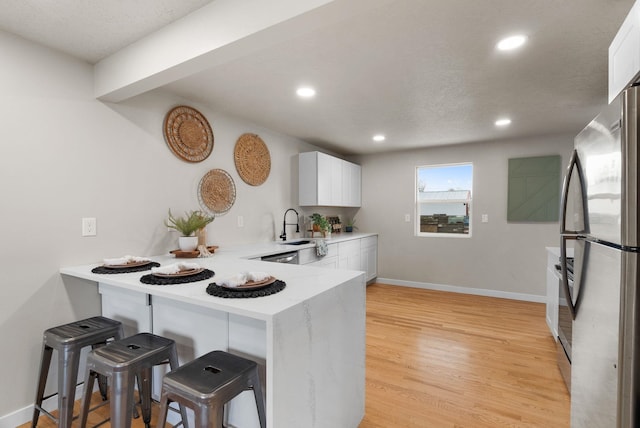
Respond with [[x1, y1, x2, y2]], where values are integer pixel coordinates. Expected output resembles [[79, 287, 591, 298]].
[[165, 210, 214, 236], [346, 217, 357, 228], [310, 213, 330, 232]]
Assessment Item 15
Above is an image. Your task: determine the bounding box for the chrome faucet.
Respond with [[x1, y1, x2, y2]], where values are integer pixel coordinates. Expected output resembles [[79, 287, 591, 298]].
[[280, 208, 300, 241]]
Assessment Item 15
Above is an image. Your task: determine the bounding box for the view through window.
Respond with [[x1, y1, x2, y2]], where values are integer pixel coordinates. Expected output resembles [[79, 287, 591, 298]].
[[416, 163, 473, 236]]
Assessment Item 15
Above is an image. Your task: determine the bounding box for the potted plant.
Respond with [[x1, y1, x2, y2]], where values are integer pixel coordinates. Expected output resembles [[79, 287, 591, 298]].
[[166, 210, 214, 251], [310, 213, 331, 237], [345, 218, 357, 233]]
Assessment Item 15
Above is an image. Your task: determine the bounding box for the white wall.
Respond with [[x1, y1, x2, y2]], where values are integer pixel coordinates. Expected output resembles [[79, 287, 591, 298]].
[[0, 30, 329, 421], [354, 136, 573, 299]]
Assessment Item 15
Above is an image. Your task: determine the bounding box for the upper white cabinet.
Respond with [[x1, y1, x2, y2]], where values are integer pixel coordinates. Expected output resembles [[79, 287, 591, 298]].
[[299, 151, 361, 207], [609, 1, 640, 102]]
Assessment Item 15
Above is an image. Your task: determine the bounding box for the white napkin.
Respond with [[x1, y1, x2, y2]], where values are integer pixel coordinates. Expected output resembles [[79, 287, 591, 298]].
[[151, 262, 201, 275], [219, 271, 270, 287], [103, 255, 151, 266]]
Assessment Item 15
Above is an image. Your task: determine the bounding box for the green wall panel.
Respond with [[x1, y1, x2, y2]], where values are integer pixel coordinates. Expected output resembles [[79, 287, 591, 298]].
[[507, 155, 561, 222]]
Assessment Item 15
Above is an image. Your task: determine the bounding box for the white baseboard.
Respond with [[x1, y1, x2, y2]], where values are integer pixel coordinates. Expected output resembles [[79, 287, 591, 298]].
[[376, 277, 546, 303], [0, 384, 84, 428]]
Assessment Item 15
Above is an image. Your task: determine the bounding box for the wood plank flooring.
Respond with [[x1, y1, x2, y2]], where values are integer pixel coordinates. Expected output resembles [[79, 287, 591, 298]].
[[360, 283, 570, 428], [22, 283, 569, 427]]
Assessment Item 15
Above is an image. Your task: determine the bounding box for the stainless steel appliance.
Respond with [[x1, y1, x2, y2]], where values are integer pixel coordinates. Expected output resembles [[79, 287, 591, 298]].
[[555, 257, 574, 392], [260, 251, 298, 264], [560, 85, 640, 427]]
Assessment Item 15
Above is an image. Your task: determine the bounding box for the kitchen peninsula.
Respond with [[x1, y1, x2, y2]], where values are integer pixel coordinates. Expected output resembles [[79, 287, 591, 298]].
[[60, 251, 366, 428]]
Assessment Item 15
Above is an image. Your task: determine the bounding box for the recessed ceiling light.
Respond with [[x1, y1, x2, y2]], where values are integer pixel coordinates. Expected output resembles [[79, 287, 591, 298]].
[[373, 134, 386, 142], [496, 35, 527, 51], [296, 87, 316, 98], [495, 118, 512, 127]]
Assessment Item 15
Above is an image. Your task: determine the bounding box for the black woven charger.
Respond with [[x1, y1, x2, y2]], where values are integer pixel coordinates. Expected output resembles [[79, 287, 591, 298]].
[[140, 269, 215, 285], [206, 280, 286, 298], [91, 262, 160, 274]]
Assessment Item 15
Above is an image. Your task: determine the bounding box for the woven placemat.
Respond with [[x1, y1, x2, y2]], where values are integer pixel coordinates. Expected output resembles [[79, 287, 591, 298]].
[[163, 105, 213, 163], [234, 133, 271, 186], [140, 269, 215, 285], [198, 169, 236, 215], [91, 262, 160, 274], [206, 280, 286, 298]]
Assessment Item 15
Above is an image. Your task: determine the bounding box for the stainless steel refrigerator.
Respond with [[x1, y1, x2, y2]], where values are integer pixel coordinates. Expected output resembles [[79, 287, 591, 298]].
[[560, 85, 640, 427]]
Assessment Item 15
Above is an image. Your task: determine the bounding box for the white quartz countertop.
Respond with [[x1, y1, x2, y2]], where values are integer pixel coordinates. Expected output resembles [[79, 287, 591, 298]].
[[216, 232, 378, 259], [60, 253, 365, 322]]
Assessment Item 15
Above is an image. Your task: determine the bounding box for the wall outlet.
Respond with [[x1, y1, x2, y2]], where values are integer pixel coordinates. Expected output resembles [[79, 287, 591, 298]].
[[481, 214, 489, 223], [82, 217, 97, 236], [237, 215, 244, 228]]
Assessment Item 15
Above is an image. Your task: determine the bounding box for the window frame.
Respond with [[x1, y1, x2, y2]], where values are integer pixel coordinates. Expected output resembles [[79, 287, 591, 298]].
[[415, 162, 473, 238]]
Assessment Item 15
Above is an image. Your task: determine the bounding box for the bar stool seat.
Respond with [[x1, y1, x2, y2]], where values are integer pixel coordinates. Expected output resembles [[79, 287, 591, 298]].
[[78, 332, 189, 428], [32, 316, 123, 428], [156, 350, 266, 428]]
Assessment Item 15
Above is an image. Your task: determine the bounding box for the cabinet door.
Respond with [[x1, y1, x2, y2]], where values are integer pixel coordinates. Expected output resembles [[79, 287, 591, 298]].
[[299, 152, 319, 206], [338, 239, 361, 271], [317, 152, 333, 205], [99, 283, 151, 336], [308, 256, 339, 269], [609, 1, 640, 102], [361, 236, 378, 282], [342, 161, 361, 207]]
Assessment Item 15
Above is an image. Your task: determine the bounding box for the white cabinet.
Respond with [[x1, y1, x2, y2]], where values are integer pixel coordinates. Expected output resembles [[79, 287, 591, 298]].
[[299, 243, 338, 268], [609, 0, 640, 102], [99, 283, 151, 337], [361, 236, 378, 282], [341, 160, 361, 207], [338, 239, 361, 271], [299, 236, 377, 283], [299, 151, 361, 207], [308, 256, 339, 269]]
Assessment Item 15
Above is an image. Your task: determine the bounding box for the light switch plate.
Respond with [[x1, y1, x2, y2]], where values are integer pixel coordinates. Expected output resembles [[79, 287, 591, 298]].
[[404, 214, 411, 222]]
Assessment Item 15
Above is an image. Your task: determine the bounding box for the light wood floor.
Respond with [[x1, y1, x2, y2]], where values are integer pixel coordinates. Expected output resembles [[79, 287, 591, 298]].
[[360, 283, 570, 428], [23, 283, 569, 428]]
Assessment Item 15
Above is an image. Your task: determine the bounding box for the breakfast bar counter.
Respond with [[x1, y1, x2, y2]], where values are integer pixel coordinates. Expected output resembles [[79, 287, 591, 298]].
[[60, 254, 366, 428]]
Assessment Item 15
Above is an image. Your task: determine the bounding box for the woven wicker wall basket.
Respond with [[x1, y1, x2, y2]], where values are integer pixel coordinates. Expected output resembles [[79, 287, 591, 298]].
[[234, 133, 271, 186], [198, 169, 236, 215], [163, 105, 214, 163]]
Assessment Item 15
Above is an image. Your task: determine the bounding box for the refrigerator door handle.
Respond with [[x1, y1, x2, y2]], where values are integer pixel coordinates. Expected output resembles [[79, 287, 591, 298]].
[[561, 234, 578, 319], [560, 149, 588, 235]]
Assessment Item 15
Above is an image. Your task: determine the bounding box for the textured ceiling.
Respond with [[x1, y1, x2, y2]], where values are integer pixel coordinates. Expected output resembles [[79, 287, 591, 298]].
[[0, 0, 635, 155], [0, 0, 212, 63]]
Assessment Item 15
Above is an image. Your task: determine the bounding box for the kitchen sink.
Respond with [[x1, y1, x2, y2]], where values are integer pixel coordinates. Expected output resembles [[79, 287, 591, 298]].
[[281, 240, 312, 246]]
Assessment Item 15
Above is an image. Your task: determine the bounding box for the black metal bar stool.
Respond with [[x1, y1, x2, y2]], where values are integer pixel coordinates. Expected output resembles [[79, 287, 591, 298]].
[[156, 350, 266, 428], [78, 332, 189, 428], [31, 316, 123, 428]]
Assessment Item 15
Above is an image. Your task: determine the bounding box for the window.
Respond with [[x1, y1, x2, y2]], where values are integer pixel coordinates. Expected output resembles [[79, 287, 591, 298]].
[[416, 163, 473, 236]]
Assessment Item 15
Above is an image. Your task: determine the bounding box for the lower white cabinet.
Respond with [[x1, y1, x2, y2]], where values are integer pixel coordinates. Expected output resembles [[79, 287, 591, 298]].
[[99, 284, 151, 336], [299, 235, 377, 282], [338, 239, 361, 271], [361, 236, 378, 282], [298, 243, 338, 267]]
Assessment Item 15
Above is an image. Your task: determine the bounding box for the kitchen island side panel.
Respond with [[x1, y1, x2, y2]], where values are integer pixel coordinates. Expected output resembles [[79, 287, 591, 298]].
[[270, 273, 366, 427]]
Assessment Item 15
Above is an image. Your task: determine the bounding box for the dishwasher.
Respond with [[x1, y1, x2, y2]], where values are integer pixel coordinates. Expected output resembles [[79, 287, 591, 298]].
[[260, 251, 298, 264]]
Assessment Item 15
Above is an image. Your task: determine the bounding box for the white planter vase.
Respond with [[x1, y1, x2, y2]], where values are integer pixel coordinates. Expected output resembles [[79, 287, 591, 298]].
[[178, 236, 198, 251]]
